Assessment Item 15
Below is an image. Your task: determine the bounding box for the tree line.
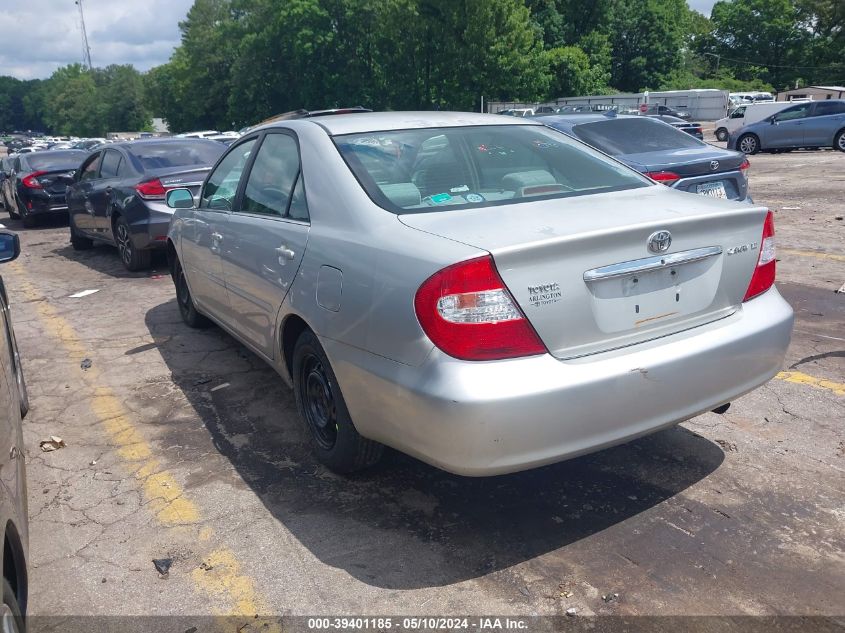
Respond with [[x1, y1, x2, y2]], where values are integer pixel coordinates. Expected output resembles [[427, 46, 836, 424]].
[[1, 0, 842, 136]]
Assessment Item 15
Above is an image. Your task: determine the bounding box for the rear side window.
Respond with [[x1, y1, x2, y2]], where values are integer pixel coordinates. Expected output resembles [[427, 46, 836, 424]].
[[200, 139, 257, 210], [813, 101, 845, 116], [334, 124, 647, 214], [570, 118, 701, 155]]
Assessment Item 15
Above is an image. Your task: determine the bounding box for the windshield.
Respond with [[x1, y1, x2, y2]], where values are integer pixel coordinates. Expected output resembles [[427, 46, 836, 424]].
[[126, 140, 225, 171], [23, 151, 87, 171], [568, 118, 703, 155], [334, 124, 648, 214]]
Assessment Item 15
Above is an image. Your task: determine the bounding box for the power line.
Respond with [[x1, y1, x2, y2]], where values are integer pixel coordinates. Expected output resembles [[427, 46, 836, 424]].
[[703, 52, 845, 70]]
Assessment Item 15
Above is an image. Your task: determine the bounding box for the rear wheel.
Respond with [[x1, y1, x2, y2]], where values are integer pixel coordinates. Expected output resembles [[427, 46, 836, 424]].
[[18, 199, 35, 228], [69, 216, 94, 250], [1, 577, 24, 633], [737, 134, 760, 155], [114, 215, 150, 271], [835, 130, 845, 153], [293, 330, 383, 473], [173, 257, 211, 329], [715, 128, 729, 142]]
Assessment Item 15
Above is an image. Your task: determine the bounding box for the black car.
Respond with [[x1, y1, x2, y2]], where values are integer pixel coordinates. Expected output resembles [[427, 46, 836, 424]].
[[0, 229, 30, 631], [543, 114, 751, 202], [66, 138, 226, 270], [643, 104, 692, 120], [6, 150, 88, 227], [646, 114, 704, 139]]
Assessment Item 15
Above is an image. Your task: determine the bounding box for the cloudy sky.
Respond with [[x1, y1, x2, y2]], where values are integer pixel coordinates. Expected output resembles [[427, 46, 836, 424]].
[[1, 0, 717, 80]]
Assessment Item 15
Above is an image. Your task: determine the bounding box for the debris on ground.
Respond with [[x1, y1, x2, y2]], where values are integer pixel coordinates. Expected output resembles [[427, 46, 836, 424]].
[[715, 439, 738, 452], [153, 558, 173, 577], [782, 206, 801, 210], [565, 608, 577, 616], [80, 358, 92, 370], [68, 289, 100, 298], [836, 282, 845, 294], [835, 215, 843, 221], [193, 376, 212, 386], [602, 593, 619, 603], [199, 561, 214, 571], [89, 460, 97, 466], [39, 436, 66, 452], [560, 590, 573, 598]]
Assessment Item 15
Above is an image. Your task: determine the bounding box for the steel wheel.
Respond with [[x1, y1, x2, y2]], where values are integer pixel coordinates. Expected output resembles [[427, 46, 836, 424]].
[[116, 221, 133, 266], [300, 353, 338, 450], [836, 131, 845, 152], [738, 134, 759, 154], [715, 128, 728, 142], [0, 604, 20, 633]]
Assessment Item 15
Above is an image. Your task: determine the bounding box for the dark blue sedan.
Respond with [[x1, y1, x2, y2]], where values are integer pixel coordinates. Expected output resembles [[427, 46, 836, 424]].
[[538, 113, 751, 203]]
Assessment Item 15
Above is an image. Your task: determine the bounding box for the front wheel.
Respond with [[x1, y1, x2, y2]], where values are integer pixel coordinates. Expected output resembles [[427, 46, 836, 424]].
[[293, 330, 383, 473], [1, 577, 25, 633], [114, 216, 150, 271], [70, 216, 94, 250], [834, 130, 845, 153], [173, 257, 211, 329], [737, 134, 760, 155], [715, 128, 729, 142]]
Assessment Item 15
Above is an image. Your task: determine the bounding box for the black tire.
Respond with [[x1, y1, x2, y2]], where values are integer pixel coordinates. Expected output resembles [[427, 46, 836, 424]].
[[292, 330, 383, 473], [69, 217, 94, 250], [737, 133, 760, 155], [2, 577, 25, 633], [715, 127, 729, 142], [173, 257, 211, 329], [834, 129, 845, 153], [18, 199, 35, 228], [5, 193, 20, 220], [114, 215, 150, 271]]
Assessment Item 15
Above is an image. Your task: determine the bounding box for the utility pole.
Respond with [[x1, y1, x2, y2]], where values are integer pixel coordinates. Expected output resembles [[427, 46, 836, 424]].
[[76, 0, 93, 70]]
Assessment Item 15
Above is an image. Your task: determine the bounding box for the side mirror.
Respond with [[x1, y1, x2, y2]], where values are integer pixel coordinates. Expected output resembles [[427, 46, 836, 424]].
[[0, 231, 21, 263], [166, 188, 195, 209]]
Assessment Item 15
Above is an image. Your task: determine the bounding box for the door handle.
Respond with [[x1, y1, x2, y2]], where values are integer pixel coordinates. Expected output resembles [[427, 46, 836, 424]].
[[105, 186, 113, 195], [276, 245, 295, 265], [211, 232, 223, 241]]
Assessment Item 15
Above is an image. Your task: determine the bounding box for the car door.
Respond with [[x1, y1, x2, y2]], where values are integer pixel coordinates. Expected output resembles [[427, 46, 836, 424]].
[[67, 152, 102, 234], [218, 131, 310, 358], [804, 100, 845, 146], [89, 149, 124, 234], [766, 102, 812, 148], [180, 137, 257, 321]]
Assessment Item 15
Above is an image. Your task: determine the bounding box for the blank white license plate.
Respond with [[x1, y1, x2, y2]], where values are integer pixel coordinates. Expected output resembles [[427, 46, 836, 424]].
[[697, 181, 727, 199]]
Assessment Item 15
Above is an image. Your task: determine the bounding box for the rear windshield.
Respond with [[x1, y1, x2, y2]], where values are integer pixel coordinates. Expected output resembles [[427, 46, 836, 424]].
[[570, 118, 702, 155], [23, 151, 87, 171], [334, 124, 648, 214], [127, 141, 225, 170]]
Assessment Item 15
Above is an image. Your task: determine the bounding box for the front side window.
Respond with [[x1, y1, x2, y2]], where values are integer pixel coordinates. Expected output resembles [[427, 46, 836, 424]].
[[241, 133, 303, 218], [99, 150, 123, 179], [200, 138, 257, 211], [79, 153, 102, 182], [775, 103, 811, 121], [334, 124, 647, 214]]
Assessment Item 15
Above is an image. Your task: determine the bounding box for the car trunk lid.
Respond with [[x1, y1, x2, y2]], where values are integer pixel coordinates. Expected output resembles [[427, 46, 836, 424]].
[[148, 166, 211, 196], [400, 186, 768, 359], [625, 147, 748, 200]]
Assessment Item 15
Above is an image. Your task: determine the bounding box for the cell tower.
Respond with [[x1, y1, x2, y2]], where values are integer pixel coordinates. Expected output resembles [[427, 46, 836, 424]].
[[75, 0, 93, 70]]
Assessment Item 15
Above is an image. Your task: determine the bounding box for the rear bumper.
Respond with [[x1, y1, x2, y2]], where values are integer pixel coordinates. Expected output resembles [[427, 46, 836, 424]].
[[21, 193, 68, 215], [325, 287, 793, 476], [128, 204, 173, 250]]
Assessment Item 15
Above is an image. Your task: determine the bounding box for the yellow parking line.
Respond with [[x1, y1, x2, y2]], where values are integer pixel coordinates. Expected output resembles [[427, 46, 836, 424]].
[[781, 249, 845, 263], [8, 262, 277, 621], [776, 370, 845, 396]]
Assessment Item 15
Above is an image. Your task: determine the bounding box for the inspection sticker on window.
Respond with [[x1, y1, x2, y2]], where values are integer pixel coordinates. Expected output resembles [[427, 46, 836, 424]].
[[429, 193, 452, 204], [465, 193, 484, 203]]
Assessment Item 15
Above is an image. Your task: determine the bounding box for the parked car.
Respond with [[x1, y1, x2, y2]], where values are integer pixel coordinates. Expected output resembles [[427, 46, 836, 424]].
[[0, 157, 13, 211], [66, 138, 226, 270], [165, 111, 792, 476], [646, 114, 704, 139], [643, 104, 691, 120], [543, 114, 752, 202], [6, 150, 88, 227], [0, 228, 30, 631], [729, 99, 845, 154], [713, 100, 810, 142]]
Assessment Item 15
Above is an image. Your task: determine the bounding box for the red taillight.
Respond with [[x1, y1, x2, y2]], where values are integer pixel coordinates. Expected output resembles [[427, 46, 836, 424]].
[[743, 210, 776, 301], [644, 171, 680, 186], [414, 256, 547, 361], [22, 170, 47, 189], [740, 158, 750, 172], [134, 178, 166, 200]]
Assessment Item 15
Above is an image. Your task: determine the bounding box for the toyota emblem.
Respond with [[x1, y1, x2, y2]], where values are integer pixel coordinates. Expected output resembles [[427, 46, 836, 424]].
[[710, 160, 719, 170], [647, 230, 672, 253]]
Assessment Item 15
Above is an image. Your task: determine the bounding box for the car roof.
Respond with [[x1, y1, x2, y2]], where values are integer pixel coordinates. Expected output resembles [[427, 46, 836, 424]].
[[539, 113, 643, 127], [109, 137, 223, 150], [262, 111, 539, 136]]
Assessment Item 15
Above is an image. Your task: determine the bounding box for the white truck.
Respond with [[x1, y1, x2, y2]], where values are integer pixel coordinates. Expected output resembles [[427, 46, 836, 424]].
[[714, 100, 810, 141]]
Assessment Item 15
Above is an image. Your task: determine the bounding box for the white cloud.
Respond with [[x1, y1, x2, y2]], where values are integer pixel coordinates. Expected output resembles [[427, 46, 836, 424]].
[[0, 0, 194, 79], [687, 0, 717, 16]]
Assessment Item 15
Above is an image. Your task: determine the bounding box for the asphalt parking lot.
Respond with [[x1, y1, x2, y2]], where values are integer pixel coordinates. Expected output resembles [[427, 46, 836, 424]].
[[1, 142, 843, 626]]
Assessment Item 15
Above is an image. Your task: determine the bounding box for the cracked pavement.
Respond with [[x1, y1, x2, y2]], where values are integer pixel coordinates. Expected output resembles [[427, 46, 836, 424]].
[[1, 145, 843, 620]]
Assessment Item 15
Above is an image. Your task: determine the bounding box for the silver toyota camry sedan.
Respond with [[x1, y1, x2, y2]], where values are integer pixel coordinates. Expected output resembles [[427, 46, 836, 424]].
[[165, 111, 793, 476]]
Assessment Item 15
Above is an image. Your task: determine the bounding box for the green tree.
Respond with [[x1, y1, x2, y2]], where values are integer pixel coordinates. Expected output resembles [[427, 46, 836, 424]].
[[94, 65, 151, 133], [41, 65, 102, 136]]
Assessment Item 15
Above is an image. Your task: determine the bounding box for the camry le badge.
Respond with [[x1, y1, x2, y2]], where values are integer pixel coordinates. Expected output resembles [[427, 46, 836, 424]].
[[647, 230, 672, 253]]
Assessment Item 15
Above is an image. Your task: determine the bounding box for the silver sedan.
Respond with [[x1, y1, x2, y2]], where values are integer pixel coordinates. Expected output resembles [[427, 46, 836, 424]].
[[165, 112, 793, 476]]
